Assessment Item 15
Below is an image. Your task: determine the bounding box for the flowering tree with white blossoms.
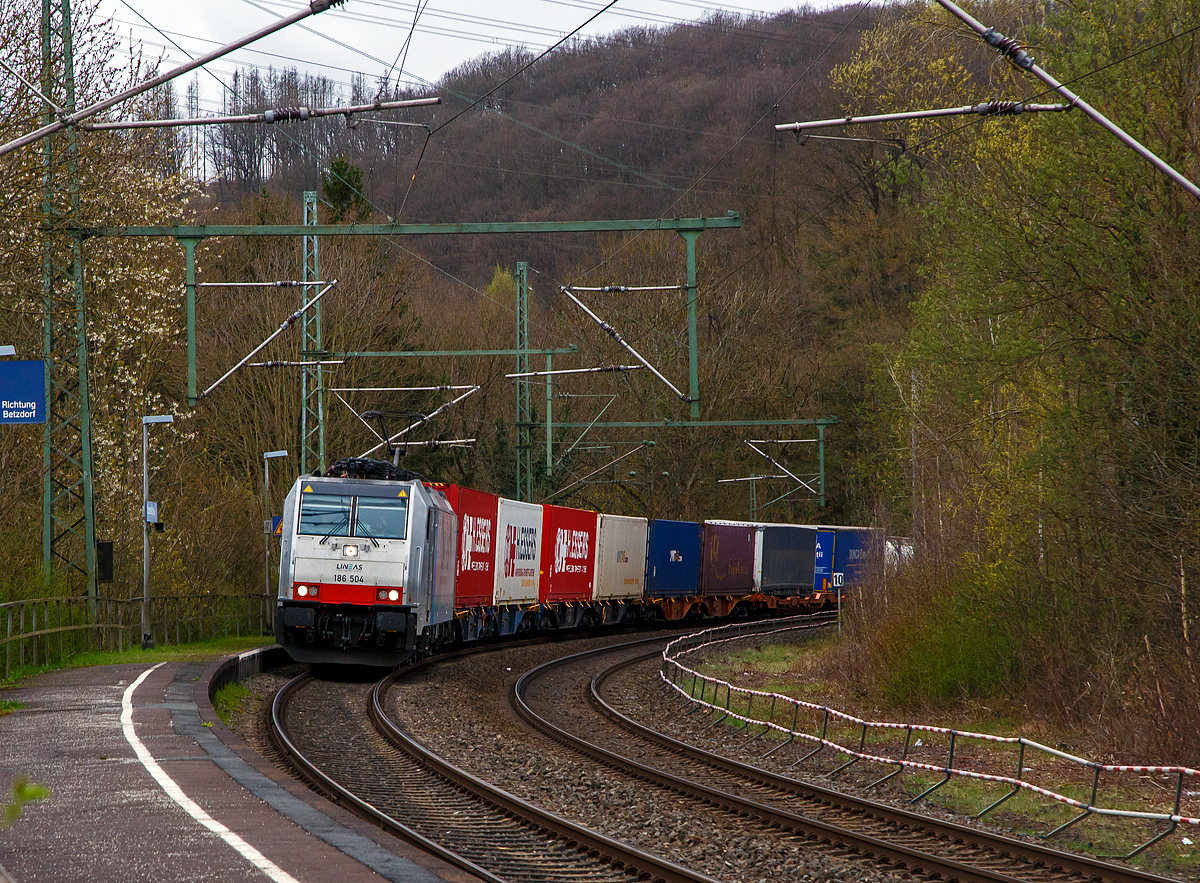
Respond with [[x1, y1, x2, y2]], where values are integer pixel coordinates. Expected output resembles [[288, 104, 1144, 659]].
[[0, 0, 198, 598]]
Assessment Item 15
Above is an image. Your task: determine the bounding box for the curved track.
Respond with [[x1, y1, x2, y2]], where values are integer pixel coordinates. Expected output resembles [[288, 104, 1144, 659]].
[[512, 636, 1185, 883], [269, 667, 721, 883]]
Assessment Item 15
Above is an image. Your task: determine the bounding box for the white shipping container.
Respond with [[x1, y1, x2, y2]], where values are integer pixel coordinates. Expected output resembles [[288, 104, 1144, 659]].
[[594, 514, 648, 600], [493, 499, 543, 604]]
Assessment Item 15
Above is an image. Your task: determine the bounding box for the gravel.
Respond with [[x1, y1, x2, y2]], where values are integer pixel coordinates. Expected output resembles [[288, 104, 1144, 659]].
[[229, 627, 1174, 881], [382, 632, 909, 883]]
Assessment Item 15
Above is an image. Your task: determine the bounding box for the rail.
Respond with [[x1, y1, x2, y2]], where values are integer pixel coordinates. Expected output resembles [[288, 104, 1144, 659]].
[[660, 617, 1200, 859], [0, 592, 273, 678]]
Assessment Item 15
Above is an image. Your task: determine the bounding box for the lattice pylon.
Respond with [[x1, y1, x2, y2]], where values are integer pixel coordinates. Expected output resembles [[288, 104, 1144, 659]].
[[41, 0, 97, 598], [515, 262, 531, 501], [300, 191, 324, 475]]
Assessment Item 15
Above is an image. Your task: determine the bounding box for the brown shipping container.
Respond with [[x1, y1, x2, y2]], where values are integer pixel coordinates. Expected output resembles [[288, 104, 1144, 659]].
[[701, 522, 755, 595]]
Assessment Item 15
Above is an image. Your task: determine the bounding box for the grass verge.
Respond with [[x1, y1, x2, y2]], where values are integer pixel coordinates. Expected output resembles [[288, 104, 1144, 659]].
[[0, 635, 275, 689]]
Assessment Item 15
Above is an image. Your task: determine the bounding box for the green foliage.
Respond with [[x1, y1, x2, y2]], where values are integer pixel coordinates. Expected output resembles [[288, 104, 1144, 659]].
[[321, 155, 370, 223], [213, 682, 250, 725], [1, 778, 48, 829], [837, 0, 1200, 750], [485, 266, 517, 302], [879, 587, 1019, 705]]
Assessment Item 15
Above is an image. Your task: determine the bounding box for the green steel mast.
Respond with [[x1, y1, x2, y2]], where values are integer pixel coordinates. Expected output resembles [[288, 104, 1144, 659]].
[[300, 191, 324, 474], [41, 0, 97, 599]]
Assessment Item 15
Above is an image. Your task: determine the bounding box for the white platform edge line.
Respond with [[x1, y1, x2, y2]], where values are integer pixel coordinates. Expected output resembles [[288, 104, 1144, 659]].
[[121, 663, 303, 883]]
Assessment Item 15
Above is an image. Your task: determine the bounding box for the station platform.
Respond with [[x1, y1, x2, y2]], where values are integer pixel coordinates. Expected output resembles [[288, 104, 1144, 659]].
[[0, 656, 480, 883]]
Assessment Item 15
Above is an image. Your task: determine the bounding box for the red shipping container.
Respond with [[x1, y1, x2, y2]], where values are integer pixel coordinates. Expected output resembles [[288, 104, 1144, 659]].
[[701, 522, 756, 595], [438, 484, 499, 608], [538, 504, 598, 603]]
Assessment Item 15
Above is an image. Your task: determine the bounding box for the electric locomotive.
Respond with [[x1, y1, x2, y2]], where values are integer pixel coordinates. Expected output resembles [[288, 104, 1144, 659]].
[[275, 470, 457, 665]]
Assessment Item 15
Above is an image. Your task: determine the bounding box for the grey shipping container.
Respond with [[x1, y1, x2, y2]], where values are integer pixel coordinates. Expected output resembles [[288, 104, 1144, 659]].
[[758, 524, 817, 595]]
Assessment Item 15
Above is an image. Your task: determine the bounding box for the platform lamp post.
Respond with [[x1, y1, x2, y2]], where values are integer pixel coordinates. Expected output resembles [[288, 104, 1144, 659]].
[[142, 414, 173, 650], [263, 450, 288, 598]]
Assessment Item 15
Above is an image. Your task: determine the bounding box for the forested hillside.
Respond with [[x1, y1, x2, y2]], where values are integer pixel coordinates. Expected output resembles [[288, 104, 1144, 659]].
[[2, 0, 1199, 753], [201, 7, 876, 280]]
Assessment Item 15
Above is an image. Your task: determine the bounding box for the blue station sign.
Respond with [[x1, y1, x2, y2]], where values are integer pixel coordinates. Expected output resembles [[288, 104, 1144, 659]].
[[0, 361, 46, 424]]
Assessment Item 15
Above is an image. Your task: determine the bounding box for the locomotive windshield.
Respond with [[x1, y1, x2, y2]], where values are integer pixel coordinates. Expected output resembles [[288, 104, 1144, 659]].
[[297, 492, 408, 540], [355, 497, 408, 540], [298, 494, 352, 536]]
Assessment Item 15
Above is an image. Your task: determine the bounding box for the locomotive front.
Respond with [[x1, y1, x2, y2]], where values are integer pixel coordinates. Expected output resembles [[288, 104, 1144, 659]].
[[275, 475, 455, 665]]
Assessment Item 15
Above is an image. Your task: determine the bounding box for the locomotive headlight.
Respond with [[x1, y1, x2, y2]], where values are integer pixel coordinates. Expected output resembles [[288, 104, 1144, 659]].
[[296, 585, 308, 597], [378, 590, 387, 601], [342, 544, 358, 558], [388, 589, 400, 601]]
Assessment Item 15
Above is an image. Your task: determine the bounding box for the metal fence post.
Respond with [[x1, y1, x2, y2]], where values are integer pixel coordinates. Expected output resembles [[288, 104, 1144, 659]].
[[829, 722, 868, 777], [791, 707, 829, 768], [912, 730, 956, 803], [869, 726, 912, 789], [19, 603, 25, 670], [706, 683, 732, 730], [747, 694, 776, 744], [1042, 762, 1101, 838], [735, 692, 753, 731], [763, 698, 800, 758], [975, 741, 1025, 818]]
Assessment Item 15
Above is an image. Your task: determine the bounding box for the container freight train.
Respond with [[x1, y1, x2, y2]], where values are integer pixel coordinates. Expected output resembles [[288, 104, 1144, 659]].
[[275, 467, 878, 666]]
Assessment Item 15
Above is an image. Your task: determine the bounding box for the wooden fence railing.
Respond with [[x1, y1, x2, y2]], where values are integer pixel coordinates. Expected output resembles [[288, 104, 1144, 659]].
[[0, 593, 274, 679]]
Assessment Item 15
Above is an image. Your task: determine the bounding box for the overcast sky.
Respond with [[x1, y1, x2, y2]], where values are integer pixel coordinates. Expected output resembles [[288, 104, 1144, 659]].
[[96, 0, 844, 113]]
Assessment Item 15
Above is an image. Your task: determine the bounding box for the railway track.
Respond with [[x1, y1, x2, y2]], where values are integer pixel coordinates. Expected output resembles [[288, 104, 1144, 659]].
[[268, 665, 720, 883], [511, 636, 1186, 883]]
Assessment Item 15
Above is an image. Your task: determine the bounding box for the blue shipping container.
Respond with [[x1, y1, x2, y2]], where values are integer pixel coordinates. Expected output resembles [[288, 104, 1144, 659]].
[[832, 528, 877, 594], [645, 519, 701, 598], [813, 530, 836, 594]]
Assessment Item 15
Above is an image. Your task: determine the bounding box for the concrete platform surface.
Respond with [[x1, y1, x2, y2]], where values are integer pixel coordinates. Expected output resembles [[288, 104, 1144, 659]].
[[0, 659, 480, 883]]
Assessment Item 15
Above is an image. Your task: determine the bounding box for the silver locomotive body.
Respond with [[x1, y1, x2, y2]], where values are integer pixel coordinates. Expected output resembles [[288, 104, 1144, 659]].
[[275, 475, 456, 665]]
